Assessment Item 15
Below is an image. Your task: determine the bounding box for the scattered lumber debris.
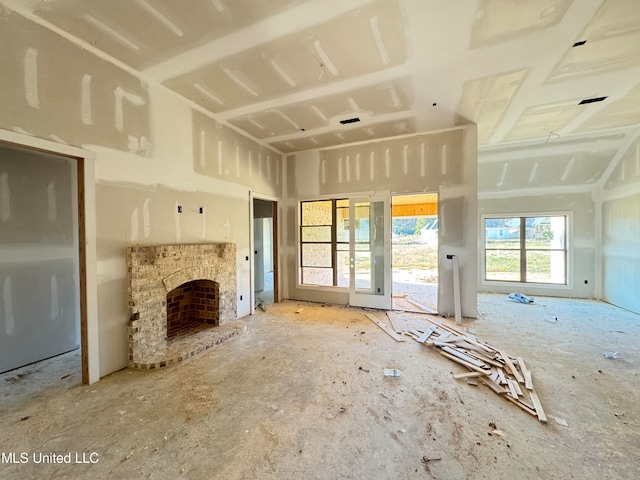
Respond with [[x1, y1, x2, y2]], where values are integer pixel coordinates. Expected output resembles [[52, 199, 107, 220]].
[[404, 298, 437, 314], [365, 313, 405, 342], [371, 310, 548, 424]]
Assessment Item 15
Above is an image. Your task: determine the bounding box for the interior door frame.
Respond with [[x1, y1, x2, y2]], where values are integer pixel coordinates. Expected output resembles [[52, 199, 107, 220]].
[[348, 195, 392, 310], [249, 192, 278, 313], [0, 128, 99, 384]]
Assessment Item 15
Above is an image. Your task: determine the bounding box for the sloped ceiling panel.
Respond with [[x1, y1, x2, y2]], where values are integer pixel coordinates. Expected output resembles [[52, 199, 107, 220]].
[[269, 117, 416, 153], [227, 77, 413, 139], [479, 150, 616, 191], [503, 100, 586, 143], [547, 0, 640, 83], [35, 0, 304, 69], [457, 69, 528, 145], [164, 0, 407, 114], [576, 82, 640, 133], [470, 0, 571, 48]]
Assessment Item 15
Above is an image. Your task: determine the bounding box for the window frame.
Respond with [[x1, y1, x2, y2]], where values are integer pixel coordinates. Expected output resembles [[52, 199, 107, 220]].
[[481, 212, 572, 288], [298, 198, 348, 288]]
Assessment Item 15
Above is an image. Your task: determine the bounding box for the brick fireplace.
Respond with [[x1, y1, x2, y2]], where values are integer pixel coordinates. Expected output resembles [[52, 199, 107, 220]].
[[127, 243, 244, 369]]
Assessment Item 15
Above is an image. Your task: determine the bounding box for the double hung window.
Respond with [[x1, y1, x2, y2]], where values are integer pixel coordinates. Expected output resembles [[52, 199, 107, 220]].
[[484, 215, 567, 284]]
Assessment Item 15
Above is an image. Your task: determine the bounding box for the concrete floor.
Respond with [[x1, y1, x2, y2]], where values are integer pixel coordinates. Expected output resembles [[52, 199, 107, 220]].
[[1, 294, 639, 479]]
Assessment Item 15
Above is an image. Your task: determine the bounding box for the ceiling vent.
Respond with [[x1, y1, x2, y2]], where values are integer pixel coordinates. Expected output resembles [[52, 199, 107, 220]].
[[578, 96, 607, 105], [339, 117, 360, 125]]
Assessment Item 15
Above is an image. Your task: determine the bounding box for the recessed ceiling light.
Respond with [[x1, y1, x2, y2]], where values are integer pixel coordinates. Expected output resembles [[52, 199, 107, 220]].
[[578, 96, 607, 105], [339, 117, 360, 125], [572, 40, 587, 47]]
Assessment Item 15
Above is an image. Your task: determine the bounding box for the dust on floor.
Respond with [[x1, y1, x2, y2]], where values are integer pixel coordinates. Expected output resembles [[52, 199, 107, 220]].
[[0, 294, 638, 479]]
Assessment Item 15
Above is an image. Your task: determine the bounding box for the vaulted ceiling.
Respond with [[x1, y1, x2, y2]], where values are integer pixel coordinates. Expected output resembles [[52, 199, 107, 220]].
[[4, 0, 640, 190]]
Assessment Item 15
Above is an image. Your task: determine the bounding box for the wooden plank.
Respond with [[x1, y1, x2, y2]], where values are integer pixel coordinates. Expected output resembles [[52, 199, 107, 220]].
[[440, 346, 487, 368], [365, 314, 405, 342], [504, 395, 537, 416], [529, 388, 548, 424], [524, 370, 533, 391], [517, 357, 534, 390], [457, 337, 496, 354], [464, 349, 504, 368], [405, 298, 437, 314], [404, 331, 420, 341], [516, 357, 528, 371], [496, 368, 507, 385], [480, 377, 507, 395], [506, 379, 519, 399], [466, 377, 478, 386], [439, 351, 490, 374], [420, 317, 466, 336], [513, 379, 524, 396], [417, 328, 434, 343], [499, 350, 525, 384], [432, 334, 458, 344], [452, 371, 485, 380], [386, 311, 404, 333]]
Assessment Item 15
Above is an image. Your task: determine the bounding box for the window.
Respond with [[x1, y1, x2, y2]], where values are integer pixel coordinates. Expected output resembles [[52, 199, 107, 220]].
[[484, 215, 567, 284], [300, 199, 349, 286]]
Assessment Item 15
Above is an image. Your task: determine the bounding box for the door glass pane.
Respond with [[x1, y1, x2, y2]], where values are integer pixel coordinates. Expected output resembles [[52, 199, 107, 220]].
[[336, 248, 350, 287], [485, 250, 520, 281], [354, 204, 370, 243], [336, 203, 349, 242], [354, 251, 371, 290]]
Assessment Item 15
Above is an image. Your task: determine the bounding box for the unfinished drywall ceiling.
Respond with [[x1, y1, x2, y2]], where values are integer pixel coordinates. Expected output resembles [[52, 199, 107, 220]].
[[470, 0, 572, 48], [31, 0, 304, 69], [478, 130, 631, 193], [457, 69, 529, 145], [163, 0, 406, 112], [546, 0, 640, 83], [3, 0, 640, 188]]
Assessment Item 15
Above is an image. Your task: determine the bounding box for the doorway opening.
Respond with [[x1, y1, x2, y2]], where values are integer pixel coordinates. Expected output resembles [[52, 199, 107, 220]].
[[391, 193, 438, 313], [253, 198, 277, 309], [0, 143, 82, 384]]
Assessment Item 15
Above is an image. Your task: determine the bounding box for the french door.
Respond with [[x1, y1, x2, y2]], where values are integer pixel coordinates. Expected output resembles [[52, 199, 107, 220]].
[[348, 196, 391, 309]]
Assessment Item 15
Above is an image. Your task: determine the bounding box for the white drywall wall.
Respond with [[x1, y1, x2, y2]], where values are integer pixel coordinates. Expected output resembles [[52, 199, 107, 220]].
[[283, 125, 478, 318], [601, 135, 640, 314], [0, 13, 284, 377]]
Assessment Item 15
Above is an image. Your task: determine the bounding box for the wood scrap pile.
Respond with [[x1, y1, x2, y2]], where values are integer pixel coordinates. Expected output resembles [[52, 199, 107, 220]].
[[366, 311, 547, 424]]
